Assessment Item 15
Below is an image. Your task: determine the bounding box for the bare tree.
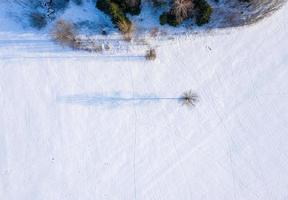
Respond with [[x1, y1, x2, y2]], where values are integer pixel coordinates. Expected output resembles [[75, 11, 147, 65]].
[[180, 90, 198, 106], [171, 0, 194, 23]]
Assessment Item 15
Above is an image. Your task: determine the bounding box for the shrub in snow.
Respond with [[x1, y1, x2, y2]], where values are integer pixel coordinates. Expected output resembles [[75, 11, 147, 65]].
[[160, 0, 194, 26], [96, 0, 112, 14], [160, 12, 168, 25], [109, 2, 131, 25], [114, 0, 142, 15], [160, 0, 212, 26], [194, 0, 212, 26], [51, 20, 79, 48], [172, 0, 194, 23], [160, 12, 179, 26], [145, 48, 157, 61], [51, 20, 108, 52], [96, 0, 133, 32]]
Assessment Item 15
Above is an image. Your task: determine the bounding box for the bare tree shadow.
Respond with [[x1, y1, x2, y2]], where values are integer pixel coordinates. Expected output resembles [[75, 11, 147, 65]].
[[57, 92, 180, 108], [57, 90, 199, 108]]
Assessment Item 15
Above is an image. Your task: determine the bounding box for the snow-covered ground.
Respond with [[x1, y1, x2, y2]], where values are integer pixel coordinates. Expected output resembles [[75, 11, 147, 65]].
[[1, 1, 288, 200]]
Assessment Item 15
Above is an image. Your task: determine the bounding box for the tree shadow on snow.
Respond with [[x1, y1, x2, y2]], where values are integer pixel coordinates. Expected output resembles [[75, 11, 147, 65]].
[[57, 92, 181, 108]]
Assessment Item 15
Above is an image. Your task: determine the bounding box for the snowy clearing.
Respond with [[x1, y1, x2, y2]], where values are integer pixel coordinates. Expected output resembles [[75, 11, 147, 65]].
[[1, 1, 288, 200]]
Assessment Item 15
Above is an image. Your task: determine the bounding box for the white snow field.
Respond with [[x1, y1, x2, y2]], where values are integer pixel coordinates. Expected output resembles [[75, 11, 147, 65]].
[[1, 1, 288, 200]]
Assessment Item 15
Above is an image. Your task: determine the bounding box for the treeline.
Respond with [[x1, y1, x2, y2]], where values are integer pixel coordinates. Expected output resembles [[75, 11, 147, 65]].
[[96, 0, 213, 32]]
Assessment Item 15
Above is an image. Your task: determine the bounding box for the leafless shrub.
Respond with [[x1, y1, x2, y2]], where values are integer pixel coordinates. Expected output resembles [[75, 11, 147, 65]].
[[51, 20, 78, 48], [51, 20, 107, 53], [145, 48, 157, 60], [180, 90, 198, 107], [172, 0, 194, 23]]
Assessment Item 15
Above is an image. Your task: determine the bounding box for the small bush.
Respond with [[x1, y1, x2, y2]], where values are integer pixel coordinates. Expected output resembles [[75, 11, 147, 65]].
[[160, 12, 180, 26], [171, 0, 194, 23], [96, 0, 141, 18], [166, 12, 180, 26], [159, 0, 212, 26], [51, 20, 78, 48], [194, 0, 212, 26], [113, 0, 142, 15], [109, 2, 130, 25], [159, 0, 194, 27], [97, 0, 132, 32], [30, 12, 47, 29], [51, 20, 109, 53], [160, 12, 168, 25], [145, 48, 157, 61], [96, 0, 111, 14]]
